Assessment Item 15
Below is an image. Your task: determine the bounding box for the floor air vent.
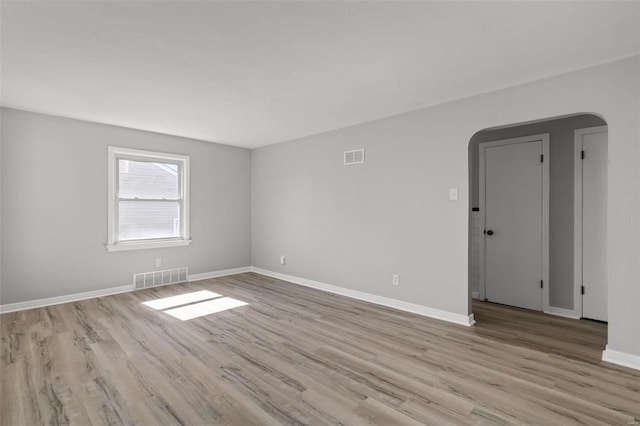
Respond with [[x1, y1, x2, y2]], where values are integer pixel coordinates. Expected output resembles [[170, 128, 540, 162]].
[[134, 267, 188, 289]]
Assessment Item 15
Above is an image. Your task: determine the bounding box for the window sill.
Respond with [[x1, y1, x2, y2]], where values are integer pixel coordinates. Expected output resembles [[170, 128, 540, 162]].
[[105, 239, 192, 252]]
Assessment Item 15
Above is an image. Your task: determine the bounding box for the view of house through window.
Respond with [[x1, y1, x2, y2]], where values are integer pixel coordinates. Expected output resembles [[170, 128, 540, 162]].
[[118, 159, 180, 240], [107, 147, 190, 251]]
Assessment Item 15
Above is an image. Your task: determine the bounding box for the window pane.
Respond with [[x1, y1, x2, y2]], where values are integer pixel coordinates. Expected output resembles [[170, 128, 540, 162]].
[[119, 201, 180, 240], [119, 159, 179, 199]]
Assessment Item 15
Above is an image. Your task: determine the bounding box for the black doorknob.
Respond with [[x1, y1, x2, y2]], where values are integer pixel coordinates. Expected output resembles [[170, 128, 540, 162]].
[[486, 230, 494, 235]]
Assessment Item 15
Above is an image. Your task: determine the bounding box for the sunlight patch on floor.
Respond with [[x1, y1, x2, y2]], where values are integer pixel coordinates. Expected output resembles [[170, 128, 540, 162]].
[[164, 297, 248, 320], [142, 290, 222, 310], [142, 290, 248, 320]]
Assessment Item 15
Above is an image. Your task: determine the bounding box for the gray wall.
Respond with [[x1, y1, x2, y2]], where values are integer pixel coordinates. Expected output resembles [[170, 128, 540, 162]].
[[0, 108, 251, 304], [251, 114, 472, 316], [469, 114, 606, 309], [252, 56, 640, 358]]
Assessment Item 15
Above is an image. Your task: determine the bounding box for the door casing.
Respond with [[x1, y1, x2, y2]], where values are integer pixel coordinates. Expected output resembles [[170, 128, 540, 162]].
[[478, 134, 550, 312], [573, 125, 608, 320]]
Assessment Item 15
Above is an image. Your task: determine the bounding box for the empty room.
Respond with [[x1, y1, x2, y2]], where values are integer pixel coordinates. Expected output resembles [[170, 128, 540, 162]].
[[1, 1, 639, 425]]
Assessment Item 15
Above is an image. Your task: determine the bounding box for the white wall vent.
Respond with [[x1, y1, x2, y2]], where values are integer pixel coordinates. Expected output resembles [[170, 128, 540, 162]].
[[344, 148, 365, 165], [134, 267, 188, 289]]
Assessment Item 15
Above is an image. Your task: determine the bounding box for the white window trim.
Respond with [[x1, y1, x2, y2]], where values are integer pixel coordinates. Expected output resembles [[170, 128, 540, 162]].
[[106, 146, 191, 252]]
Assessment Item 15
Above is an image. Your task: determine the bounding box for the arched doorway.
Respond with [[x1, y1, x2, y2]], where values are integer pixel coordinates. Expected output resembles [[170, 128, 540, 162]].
[[467, 113, 609, 358]]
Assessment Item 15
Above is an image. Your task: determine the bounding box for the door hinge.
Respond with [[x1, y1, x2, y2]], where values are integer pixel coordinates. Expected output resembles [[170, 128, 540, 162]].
[[581, 285, 585, 295], [540, 280, 543, 289], [540, 154, 544, 163], [581, 150, 585, 160]]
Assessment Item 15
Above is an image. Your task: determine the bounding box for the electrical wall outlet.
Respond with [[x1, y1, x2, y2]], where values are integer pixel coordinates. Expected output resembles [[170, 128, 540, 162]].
[[280, 255, 286, 265], [155, 259, 162, 268], [392, 274, 399, 286]]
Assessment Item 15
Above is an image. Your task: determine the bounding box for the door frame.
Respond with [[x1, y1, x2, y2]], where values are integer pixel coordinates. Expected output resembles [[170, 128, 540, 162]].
[[478, 134, 550, 311], [573, 125, 608, 319]]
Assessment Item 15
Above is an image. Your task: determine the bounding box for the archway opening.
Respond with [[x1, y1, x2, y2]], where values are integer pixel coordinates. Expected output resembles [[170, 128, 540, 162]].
[[467, 113, 608, 363]]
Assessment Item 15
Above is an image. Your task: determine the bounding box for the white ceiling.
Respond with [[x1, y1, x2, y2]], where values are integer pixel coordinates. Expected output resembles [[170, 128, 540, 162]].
[[2, 1, 639, 148]]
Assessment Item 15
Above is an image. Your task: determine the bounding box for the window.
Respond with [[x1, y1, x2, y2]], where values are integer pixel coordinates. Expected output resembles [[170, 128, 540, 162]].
[[106, 147, 191, 251]]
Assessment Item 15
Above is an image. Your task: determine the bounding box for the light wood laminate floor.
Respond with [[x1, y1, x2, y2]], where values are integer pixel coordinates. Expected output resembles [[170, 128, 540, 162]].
[[1, 273, 638, 425]]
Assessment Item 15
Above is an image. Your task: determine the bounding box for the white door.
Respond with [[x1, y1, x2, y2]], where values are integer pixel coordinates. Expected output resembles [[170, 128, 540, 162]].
[[481, 136, 548, 311], [577, 127, 608, 322]]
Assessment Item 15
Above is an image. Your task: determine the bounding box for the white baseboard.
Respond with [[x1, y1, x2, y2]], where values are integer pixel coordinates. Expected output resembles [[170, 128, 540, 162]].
[[472, 291, 479, 299], [250, 267, 475, 327], [0, 284, 133, 314], [544, 306, 581, 319], [0, 266, 252, 314], [602, 346, 640, 371], [188, 266, 251, 281]]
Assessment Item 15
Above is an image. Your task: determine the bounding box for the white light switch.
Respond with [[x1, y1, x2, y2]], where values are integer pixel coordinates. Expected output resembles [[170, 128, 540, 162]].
[[449, 188, 459, 201]]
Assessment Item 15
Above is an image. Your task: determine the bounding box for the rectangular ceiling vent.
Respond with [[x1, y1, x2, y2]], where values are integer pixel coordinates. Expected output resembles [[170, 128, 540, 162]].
[[344, 148, 365, 166], [134, 267, 188, 289]]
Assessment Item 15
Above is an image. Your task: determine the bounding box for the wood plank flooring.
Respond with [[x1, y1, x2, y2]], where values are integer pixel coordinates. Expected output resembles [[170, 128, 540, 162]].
[[1, 272, 638, 425]]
